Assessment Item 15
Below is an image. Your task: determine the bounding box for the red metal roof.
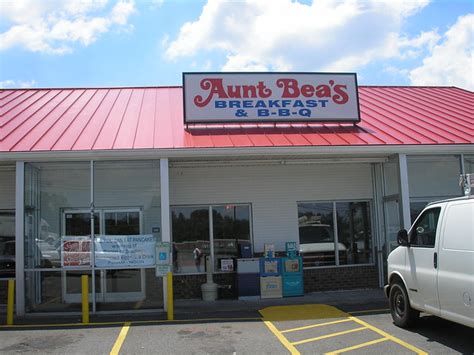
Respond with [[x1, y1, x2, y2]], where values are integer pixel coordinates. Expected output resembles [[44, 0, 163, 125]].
[[0, 86, 472, 152]]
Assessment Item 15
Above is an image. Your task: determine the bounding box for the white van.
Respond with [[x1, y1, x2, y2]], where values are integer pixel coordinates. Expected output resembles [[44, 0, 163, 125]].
[[384, 196, 473, 328]]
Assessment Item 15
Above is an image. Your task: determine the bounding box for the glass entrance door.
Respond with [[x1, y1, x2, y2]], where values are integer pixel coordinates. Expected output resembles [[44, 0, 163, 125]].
[[62, 210, 100, 303], [62, 209, 145, 304], [101, 210, 145, 303]]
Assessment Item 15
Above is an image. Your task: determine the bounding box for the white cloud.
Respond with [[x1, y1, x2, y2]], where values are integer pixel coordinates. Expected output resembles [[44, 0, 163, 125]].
[[165, 0, 431, 72], [150, 0, 164, 10], [409, 14, 474, 90], [0, 0, 136, 54], [0, 79, 37, 88]]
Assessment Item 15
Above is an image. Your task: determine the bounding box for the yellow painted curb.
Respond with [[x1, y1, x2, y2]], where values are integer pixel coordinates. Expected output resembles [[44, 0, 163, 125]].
[[259, 304, 349, 322]]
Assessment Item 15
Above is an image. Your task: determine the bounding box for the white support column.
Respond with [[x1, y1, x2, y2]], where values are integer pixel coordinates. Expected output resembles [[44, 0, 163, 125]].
[[160, 158, 170, 311], [397, 154, 411, 231], [15, 162, 25, 316]]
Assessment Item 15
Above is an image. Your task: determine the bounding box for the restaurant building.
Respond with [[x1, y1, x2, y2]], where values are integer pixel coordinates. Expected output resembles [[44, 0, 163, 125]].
[[0, 73, 472, 316]]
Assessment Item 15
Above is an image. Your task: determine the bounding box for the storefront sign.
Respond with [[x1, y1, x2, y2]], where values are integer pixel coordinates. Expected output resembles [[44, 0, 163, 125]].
[[183, 72, 360, 123], [220, 259, 234, 271], [156, 264, 172, 277], [264, 243, 275, 258], [155, 242, 171, 265], [61, 236, 91, 268], [95, 235, 156, 268]]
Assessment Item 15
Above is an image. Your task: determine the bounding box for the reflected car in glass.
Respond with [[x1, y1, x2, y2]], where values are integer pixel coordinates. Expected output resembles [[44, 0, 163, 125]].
[[298, 224, 347, 267]]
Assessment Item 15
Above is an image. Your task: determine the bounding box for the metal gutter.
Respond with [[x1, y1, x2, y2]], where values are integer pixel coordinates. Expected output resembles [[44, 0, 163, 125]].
[[0, 144, 473, 162]]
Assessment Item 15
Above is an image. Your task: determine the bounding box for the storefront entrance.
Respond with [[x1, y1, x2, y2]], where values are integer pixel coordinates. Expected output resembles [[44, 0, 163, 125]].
[[61, 209, 146, 304]]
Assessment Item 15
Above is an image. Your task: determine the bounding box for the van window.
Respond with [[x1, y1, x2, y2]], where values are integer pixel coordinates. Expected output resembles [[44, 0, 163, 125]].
[[410, 207, 441, 248], [443, 203, 474, 251]]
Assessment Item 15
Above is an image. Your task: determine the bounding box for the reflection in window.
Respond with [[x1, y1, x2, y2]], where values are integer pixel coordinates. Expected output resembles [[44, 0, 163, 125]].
[[410, 202, 428, 224], [298, 201, 374, 268], [0, 211, 15, 278], [171, 206, 210, 274], [297, 203, 336, 267], [213, 205, 251, 272], [336, 202, 372, 265], [409, 207, 440, 248], [105, 211, 140, 235], [171, 204, 252, 274]]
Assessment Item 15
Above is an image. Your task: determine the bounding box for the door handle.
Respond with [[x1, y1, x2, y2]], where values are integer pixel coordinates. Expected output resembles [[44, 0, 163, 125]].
[[434, 252, 438, 269]]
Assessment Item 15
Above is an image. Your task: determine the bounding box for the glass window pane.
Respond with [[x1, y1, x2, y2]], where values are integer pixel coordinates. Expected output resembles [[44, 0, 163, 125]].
[[94, 161, 159, 310], [410, 207, 440, 248], [465, 155, 474, 174], [105, 211, 140, 235], [25, 270, 97, 312], [0, 211, 15, 278], [94, 160, 160, 238], [410, 201, 428, 223], [65, 212, 100, 236], [336, 202, 373, 265], [213, 205, 251, 272], [105, 269, 141, 292], [24, 162, 91, 270], [297, 202, 335, 267], [408, 155, 461, 198], [383, 159, 400, 196], [171, 206, 210, 274]]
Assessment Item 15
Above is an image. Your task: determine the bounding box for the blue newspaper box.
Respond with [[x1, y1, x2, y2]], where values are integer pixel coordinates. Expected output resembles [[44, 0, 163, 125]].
[[281, 256, 303, 297]]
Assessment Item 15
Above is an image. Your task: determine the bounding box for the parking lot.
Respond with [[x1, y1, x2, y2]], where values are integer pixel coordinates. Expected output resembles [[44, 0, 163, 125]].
[[0, 301, 473, 354]]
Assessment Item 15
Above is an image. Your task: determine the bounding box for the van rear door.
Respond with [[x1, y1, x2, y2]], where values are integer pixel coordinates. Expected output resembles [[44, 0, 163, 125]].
[[437, 200, 474, 328]]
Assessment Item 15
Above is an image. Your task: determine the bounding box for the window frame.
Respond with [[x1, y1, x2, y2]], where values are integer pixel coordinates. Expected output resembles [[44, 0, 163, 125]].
[[296, 199, 375, 269], [170, 203, 253, 275]]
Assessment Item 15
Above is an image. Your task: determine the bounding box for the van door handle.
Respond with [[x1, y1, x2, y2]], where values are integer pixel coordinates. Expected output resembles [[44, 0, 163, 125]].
[[434, 252, 438, 269]]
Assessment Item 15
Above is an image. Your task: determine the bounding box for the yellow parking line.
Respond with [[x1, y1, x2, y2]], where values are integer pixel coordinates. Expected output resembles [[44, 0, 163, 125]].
[[291, 326, 367, 346], [281, 318, 352, 334], [110, 322, 131, 355], [326, 337, 389, 354], [349, 316, 428, 355], [263, 320, 300, 355]]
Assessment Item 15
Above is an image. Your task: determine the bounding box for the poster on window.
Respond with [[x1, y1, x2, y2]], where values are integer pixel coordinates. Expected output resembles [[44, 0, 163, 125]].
[[61, 236, 91, 268], [94, 235, 156, 268], [221, 259, 234, 272]]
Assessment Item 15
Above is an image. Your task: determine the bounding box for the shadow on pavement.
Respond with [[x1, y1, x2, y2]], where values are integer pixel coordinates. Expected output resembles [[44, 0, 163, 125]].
[[403, 315, 474, 354]]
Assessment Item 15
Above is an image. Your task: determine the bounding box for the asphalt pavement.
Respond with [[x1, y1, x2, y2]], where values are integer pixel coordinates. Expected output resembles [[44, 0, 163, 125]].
[[0, 288, 473, 354]]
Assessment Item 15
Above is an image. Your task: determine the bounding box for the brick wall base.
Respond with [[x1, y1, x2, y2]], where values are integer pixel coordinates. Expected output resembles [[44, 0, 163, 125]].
[[0, 266, 379, 304], [303, 265, 379, 293], [173, 265, 379, 300]]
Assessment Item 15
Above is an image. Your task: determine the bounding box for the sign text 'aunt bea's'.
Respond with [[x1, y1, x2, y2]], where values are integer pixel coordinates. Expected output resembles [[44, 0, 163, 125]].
[[183, 73, 360, 124]]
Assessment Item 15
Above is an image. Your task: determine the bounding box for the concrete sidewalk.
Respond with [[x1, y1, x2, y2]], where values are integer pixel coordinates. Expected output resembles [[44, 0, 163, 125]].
[[1, 288, 388, 326], [174, 288, 387, 318]]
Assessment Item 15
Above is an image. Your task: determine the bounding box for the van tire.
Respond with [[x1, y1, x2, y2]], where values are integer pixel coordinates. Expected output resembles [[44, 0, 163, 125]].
[[389, 281, 419, 328]]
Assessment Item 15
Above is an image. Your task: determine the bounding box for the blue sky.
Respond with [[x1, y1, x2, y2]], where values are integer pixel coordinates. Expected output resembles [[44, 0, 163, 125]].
[[0, 0, 473, 89]]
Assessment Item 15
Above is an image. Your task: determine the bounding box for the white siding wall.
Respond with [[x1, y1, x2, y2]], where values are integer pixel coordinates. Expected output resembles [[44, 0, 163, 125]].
[[0, 167, 16, 210], [170, 163, 373, 252]]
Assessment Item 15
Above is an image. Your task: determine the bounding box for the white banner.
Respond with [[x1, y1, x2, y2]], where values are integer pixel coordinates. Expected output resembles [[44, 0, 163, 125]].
[[183, 72, 360, 123], [95, 235, 156, 268]]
